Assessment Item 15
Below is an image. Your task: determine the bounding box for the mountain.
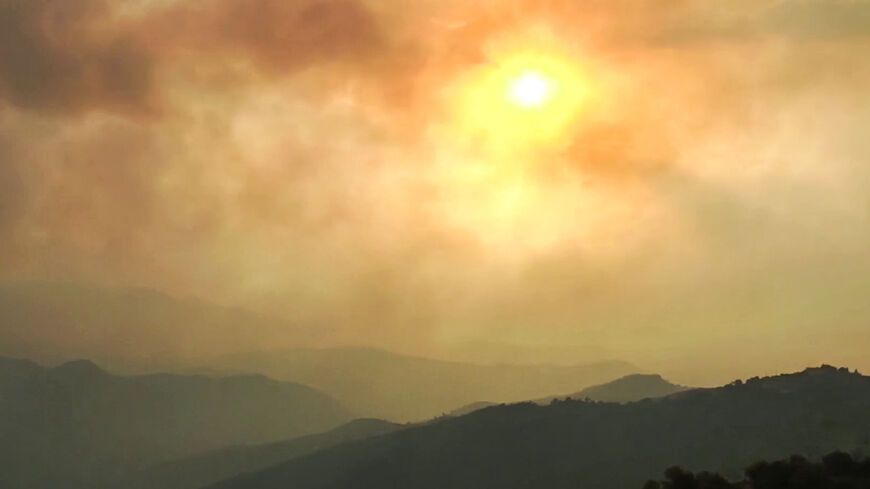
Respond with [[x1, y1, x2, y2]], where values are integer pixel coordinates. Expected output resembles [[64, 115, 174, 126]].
[[449, 373, 687, 416], [447, 401, 499, 417], [211, 347, 639, 421], [130, 418, 402, 489], [0, 281, 638, 422], [0, 281, 320, 372], [539, 373, 689, 404], [204, 365, 870, 489], [0, 357, 350, 489]]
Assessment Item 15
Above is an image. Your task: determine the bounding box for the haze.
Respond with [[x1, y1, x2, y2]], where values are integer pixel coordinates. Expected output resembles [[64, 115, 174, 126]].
[[2, 0, 870, 386]]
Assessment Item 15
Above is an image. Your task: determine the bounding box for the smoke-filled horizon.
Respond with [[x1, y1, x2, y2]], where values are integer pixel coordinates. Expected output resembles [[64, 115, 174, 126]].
[[2, 0, 870, 385]]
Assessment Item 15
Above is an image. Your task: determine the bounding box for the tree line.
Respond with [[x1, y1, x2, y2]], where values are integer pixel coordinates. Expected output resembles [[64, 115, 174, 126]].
[[644, 451, 870, 489]]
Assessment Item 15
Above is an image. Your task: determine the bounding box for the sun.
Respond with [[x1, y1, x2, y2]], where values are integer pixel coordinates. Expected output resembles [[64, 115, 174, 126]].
[[449, 46, 594, 150], [508, 71, 553, 109]]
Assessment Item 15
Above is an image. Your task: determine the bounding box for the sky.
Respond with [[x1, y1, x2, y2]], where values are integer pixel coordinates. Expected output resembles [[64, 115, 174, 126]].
[[2, 0, 870, 384]]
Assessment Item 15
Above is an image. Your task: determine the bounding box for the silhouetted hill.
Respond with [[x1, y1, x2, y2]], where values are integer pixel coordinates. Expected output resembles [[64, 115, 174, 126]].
[[451, 373, 687, 416], [130, 418, 401, 489], [205, 365, 870, 489], [0, 357, 351, 489], [538, 373, 689, 404], [447, 401, 500, 416], [213, 348, 638, 421], [0, 281, 319, 372]]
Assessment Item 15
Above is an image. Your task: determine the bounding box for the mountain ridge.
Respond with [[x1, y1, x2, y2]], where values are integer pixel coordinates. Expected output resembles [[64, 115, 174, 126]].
[[0, 356, 351, 489], [450, 372, 688, 416], [541, 372, 689, 404], [204, 364, 870, 489], [212, 347, 640, 421]]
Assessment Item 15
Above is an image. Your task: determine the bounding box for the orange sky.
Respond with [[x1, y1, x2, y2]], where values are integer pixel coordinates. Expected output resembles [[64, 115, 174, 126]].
[[2, 0, 870, 384]]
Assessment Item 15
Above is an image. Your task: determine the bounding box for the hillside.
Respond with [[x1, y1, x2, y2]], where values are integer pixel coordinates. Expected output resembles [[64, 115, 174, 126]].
[[130, 418, 402, 489], [206, 365, 870, 489], [451, 373, 687, 416], [539, 373, 689, 404], [212, 348, 639, 421], [0, 357, 350, 489], [447, 401, 499, 417]]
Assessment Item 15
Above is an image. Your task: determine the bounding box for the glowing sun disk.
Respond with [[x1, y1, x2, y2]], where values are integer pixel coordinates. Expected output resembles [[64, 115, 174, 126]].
[[509, 71, 552, 108], [451, 47, 592, 149]]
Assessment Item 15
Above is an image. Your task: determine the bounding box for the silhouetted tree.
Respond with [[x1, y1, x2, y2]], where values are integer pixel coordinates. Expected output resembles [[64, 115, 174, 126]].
[[746, 460, 793, 488], [644, 451, 870, 489], [664, 466, 696, 489], [822, 451, 853, 477], [695, 471, 731, 489]]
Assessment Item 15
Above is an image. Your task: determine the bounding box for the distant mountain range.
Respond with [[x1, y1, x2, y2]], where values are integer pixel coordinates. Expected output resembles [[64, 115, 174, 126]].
[[0, 357, 350, 489], [0, 282, 640, 422], [138, 374, 686, 489], [538, 373, 689, 404], [449, 373, 689, 416], [212, 348, 639, 421], [0, 281, 318, 372], [204, 365, 870, 489], [10, 281, 866, 489]]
